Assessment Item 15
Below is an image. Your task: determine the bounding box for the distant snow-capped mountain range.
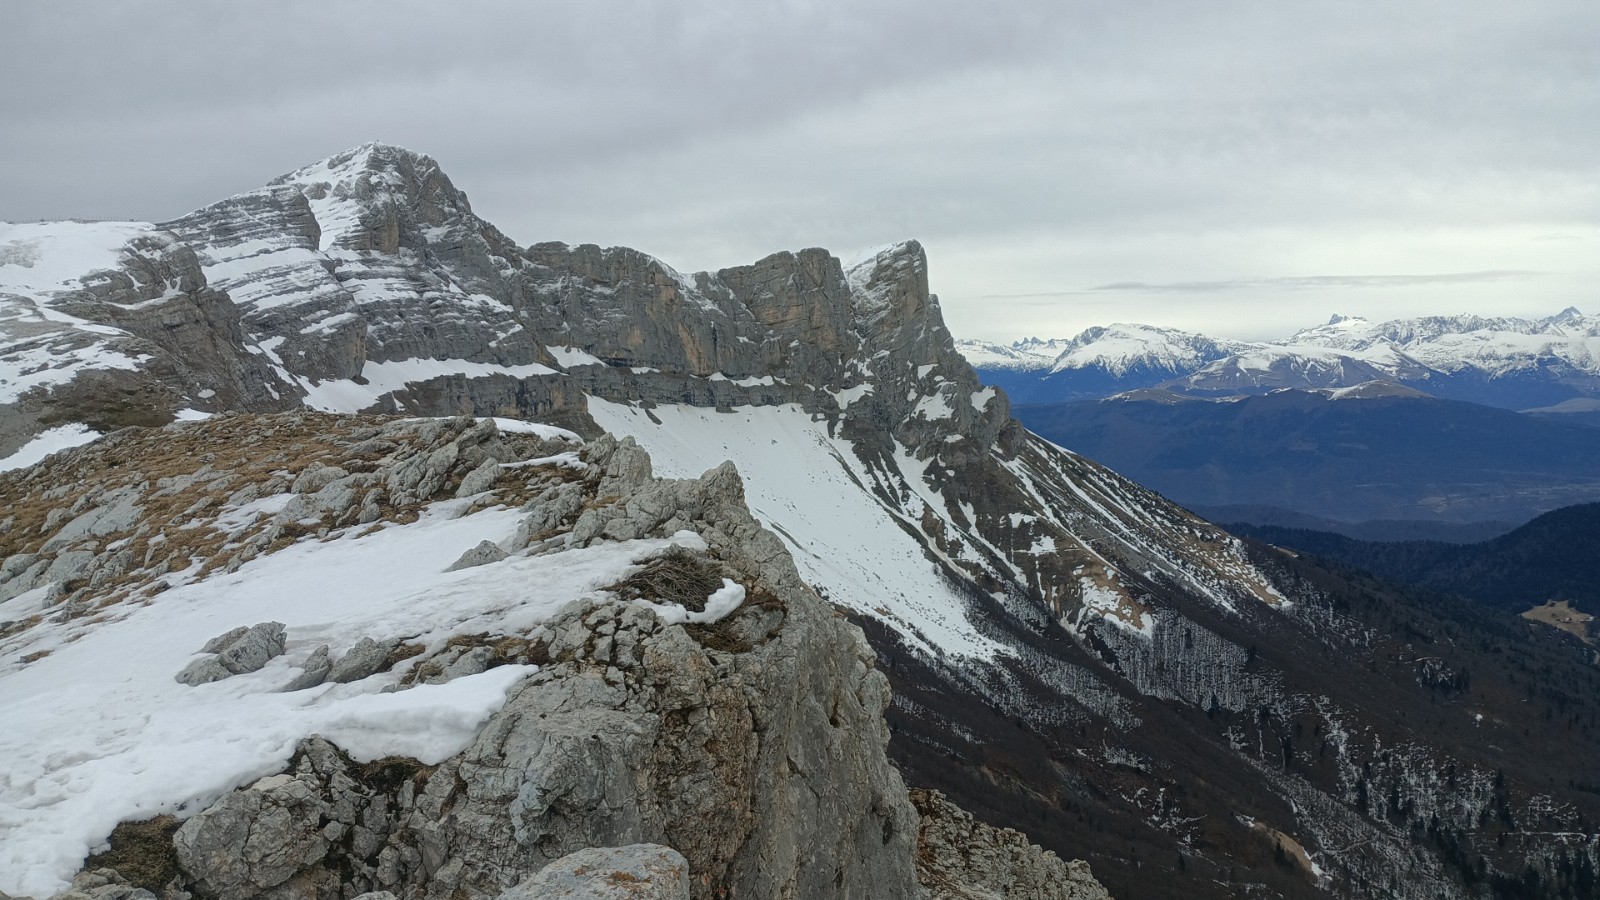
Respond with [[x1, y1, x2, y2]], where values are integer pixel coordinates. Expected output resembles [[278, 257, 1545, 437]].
[[958, 310, 1600, 411]]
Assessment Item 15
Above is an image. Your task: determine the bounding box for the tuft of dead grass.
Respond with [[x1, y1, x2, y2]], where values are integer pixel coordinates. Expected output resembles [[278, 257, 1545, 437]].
[[82, 814, 181, 892], [605, 547, 727, 612]]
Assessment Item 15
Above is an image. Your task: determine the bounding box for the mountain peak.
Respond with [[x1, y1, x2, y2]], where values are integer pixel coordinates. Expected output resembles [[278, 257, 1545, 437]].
[[268, 142, 435, 188], [845, 239, 926, 318]]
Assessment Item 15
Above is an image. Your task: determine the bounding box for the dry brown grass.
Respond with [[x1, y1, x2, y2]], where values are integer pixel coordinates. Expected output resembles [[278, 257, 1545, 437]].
[[685, 581, 786, 653], [82, 814, 181, 892], [605, 547, 727, 612], [398, 631, 552, 686], [0, 413, 400, 618], [1522, 600, 1595, 644]]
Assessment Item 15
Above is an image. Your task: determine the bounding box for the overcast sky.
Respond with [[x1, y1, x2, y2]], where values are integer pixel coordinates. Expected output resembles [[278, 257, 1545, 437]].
[[3, 1, 1596, 341]]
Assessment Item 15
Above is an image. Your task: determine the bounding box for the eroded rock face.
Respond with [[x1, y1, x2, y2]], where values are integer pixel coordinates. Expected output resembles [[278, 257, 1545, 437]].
[[38, 868, 156, 900], [912, 790, 1111, 900], [155, 431, 923, 900], [500, 845, 690, 900]]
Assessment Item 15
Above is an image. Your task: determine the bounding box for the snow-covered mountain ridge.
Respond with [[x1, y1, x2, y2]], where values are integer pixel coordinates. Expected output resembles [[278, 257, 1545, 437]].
[[3, 411, 1108, 900], [6, 144, 1600, 898], [960, 310, 1600, 409]]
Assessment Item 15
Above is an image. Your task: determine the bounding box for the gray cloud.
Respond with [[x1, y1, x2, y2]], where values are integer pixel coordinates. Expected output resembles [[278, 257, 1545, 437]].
[[2, 1, 1596, 341], [1082, 271, 1542, 293]]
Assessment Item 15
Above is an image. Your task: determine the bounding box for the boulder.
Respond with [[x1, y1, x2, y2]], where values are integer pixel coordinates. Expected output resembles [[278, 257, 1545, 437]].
[[445, 540, 507, 572], [176, 622, 287, 686], [279, 644, 332, 692], [326, 637, 398, 683], [500, 845, 689, 900], [216, 622, 287, 675]]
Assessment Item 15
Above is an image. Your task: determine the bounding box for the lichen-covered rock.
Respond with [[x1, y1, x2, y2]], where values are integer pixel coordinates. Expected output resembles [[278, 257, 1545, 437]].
[[445, 540, 507, 572], [280, 644, 332, 692], [500, 845, 689, 900], [326, 637, 398, 684], [43, 868, 157, 900], [911, 790, 1111, 900], [176, 622, 286, 685]]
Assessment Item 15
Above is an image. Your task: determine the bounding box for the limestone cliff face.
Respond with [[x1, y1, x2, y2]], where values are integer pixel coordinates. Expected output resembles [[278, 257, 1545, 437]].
[[0, 224, 295, 456], [2, 145, 1010, 464], [161, 144, 543, 384]]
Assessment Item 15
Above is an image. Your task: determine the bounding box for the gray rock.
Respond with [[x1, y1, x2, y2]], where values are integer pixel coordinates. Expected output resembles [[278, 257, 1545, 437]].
[[173, 773, 333, 897], [509, 481, 587, 549], [43, 867, 157, 900], [326, 637, 398, 683], [436, 645, 491, 682], [40, 487, 143, 552], [445, 539, 507, 572], [291, 463, 349, 495], [912, 789, 1111, 900], [42, 551, 98, 587], [199, 625, 249, 654], [216, 622, 287, 675], [177, 622, 287, 685], [454, 458, 501, 498], [279, 644, 332, 692], [174, 656, 233, 687], [501, 845, 689, 900]]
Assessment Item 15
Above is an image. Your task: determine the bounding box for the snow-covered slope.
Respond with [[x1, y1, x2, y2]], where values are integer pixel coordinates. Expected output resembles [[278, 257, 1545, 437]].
[[957, 325, 1248, 404], [7, 145, 1600, 899], [952, 336, 1069, 371], [0, 221, 163, 405]]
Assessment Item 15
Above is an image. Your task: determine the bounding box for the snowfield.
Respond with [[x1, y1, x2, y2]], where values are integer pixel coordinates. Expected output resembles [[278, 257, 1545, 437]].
[[0, 486, 711, 898], [0, 423, 102, 473], [588, 399, 1005, 660]]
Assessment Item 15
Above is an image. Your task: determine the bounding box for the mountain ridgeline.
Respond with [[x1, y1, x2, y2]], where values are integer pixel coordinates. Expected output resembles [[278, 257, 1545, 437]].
[[959, 315, 1600, 413], [5, 144, 1600, 899], [1228, 502, 1600, 618], [959, 319, 1600, 526]]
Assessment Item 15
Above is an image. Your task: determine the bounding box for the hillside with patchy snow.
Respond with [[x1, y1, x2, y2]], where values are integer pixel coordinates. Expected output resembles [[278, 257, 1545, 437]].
[[6, 144, 1600, 899]]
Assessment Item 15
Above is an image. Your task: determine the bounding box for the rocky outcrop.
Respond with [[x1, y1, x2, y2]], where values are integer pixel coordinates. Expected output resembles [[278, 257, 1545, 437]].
[[162, 431, 924, 900], [0, 411, 586, 623], [500, 845, 689, 900], [37, 869, 155, 900], [911, 790, 1110, 900], [7, 412, 1105, 900], [175, 622, 287, 685]]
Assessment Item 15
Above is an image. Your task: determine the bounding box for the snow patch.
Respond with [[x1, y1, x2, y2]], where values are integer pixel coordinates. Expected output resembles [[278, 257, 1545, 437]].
[[0, 424, 103, 473], [0, 494, 692, 897], [588, 400, 1004, 660], [546, 345, 605, 368], [636, 579, 746, 626], [299, 359, 557, 413]]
